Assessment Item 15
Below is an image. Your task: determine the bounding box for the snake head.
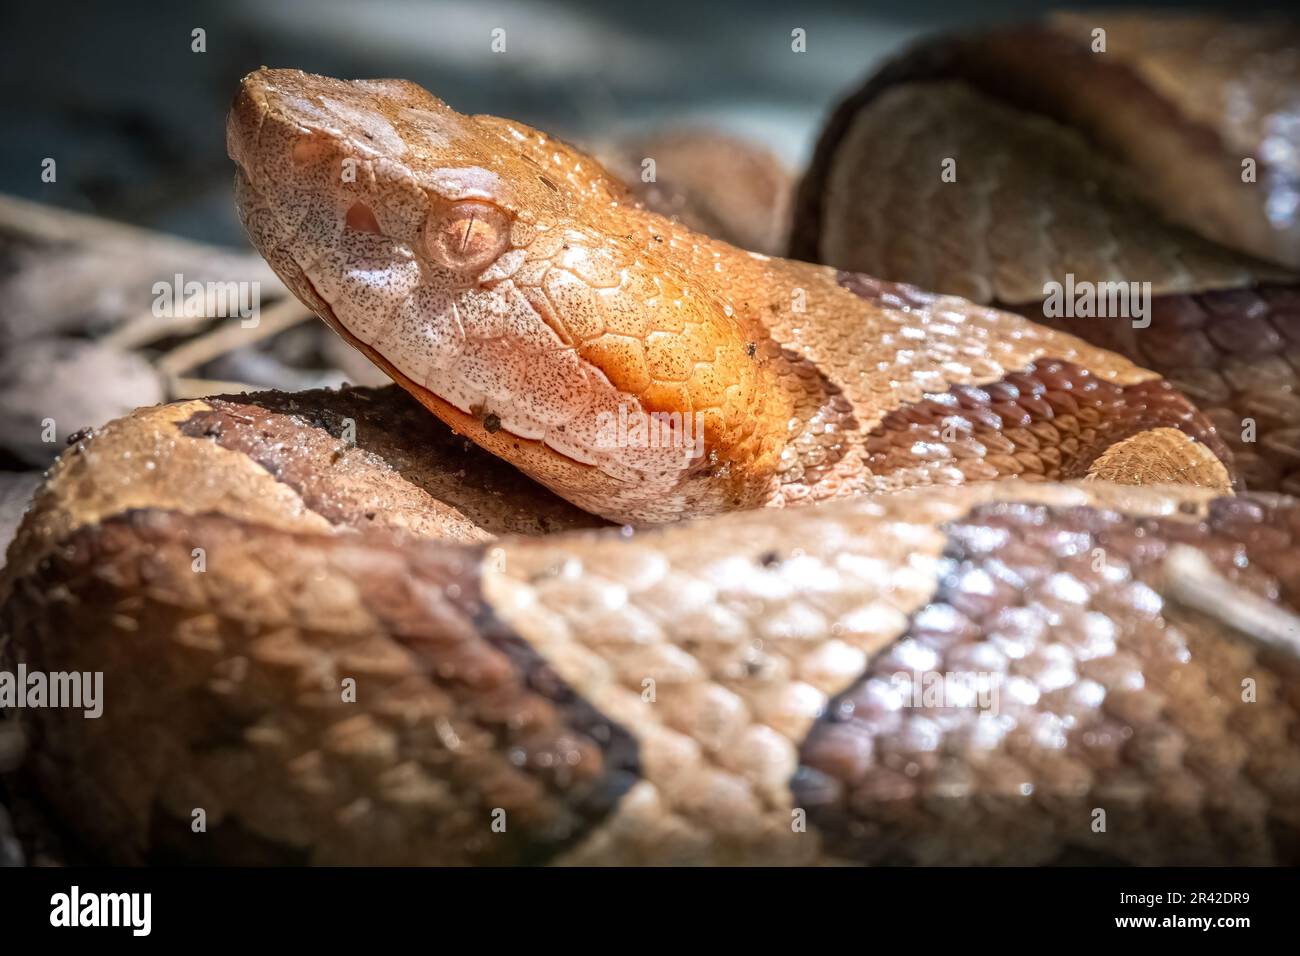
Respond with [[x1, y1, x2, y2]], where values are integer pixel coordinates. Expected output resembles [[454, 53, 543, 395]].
[[228, 68, 784, 523]]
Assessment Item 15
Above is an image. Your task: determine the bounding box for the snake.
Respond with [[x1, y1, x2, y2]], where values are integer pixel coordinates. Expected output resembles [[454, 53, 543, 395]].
[[3, 13, 1300, 865]]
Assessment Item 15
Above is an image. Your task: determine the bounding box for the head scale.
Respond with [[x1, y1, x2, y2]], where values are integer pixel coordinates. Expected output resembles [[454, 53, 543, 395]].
[[228, 68, 780, 522]]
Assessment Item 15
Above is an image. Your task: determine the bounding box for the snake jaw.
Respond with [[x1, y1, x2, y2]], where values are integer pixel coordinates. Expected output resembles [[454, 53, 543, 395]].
[[227, 68, 798, 523], [230, 66, 1236, 528]]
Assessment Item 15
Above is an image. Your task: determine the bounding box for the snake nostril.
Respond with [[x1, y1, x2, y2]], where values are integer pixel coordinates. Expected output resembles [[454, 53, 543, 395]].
[[346, 200, 383, 235]]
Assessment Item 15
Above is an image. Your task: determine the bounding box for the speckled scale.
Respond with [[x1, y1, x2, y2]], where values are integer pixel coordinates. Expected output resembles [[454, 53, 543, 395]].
[[227, 68, 1233, 523]]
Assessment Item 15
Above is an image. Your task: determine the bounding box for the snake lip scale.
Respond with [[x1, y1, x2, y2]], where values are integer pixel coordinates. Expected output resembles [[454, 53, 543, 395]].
[[4, 13, 1300, 865]]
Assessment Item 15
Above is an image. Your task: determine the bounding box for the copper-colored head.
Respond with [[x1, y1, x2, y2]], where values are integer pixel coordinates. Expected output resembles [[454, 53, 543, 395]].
[[228, 68, 783, 522]]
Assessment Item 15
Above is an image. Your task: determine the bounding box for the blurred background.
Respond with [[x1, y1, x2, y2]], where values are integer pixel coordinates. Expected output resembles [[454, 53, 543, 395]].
[[2, 0, 1287, 244]]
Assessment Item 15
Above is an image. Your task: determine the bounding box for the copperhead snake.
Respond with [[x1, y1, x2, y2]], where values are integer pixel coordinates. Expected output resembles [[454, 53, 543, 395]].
[[4, 13, 1300, 865]]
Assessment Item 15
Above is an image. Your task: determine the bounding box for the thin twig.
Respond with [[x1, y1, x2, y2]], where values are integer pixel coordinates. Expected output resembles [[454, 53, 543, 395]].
[[155, 297, 314, 377], [100, 309, 217, 351], [1162, 545, 1300, 659], [0, 193, 279, 284]]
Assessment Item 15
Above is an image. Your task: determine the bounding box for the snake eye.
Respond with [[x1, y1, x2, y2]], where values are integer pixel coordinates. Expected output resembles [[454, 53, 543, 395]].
[[423, 200, 510, 272]]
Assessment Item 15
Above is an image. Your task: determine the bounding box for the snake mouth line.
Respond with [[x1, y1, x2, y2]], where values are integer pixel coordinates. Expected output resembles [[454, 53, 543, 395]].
[[235, 65, 1244, 524], [299, 276, 604, 473]]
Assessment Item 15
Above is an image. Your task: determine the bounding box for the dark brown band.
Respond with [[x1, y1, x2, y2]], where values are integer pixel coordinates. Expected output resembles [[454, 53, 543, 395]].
[[1018, 285, 1300, 495], [794, 493, 1300, 865], [2, 509, 638, 865]]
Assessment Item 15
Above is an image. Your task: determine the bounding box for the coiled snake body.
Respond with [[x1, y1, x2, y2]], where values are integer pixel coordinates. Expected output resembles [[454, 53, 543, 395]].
[[3, 14, 1300, 865]]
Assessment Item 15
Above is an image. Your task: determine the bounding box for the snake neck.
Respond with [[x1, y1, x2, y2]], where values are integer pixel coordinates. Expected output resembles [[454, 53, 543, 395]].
[[229, 69, 1236, 524]]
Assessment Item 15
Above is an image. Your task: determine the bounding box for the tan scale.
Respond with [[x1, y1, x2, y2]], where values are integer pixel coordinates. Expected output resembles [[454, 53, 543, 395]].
[[6, 26, 1300, 864], [227, 68, 1230, 524]]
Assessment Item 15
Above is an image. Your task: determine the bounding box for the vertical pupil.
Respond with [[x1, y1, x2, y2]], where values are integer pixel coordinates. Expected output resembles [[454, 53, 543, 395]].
[[427, 201, 507, 268], [461, 216, 492, 255], [459, 212, 479, 253]]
